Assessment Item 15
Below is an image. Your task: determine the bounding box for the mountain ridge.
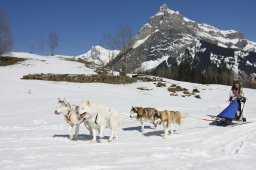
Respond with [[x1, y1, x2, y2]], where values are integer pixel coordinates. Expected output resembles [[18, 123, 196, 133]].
[[108, 4, 256, 81]]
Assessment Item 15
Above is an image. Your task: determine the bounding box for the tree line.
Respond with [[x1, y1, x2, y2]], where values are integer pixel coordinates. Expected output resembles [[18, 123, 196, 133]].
[[153, 62, 256, 88]]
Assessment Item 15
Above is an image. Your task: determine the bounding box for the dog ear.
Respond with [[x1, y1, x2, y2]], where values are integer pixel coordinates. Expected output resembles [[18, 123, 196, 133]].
[[157, 112, 160, 116], [71, 105, 76, 111], [154, 110, 158, 115], [67, 103, 71, 110], [87, 100, 90, 105], [80, 99, 84, 104], [64, 98, 67, 104]]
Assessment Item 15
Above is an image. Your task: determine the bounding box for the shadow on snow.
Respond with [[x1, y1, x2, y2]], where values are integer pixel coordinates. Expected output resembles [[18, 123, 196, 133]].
[[52, 134, 111, 142], [122, 125, 153, 132]]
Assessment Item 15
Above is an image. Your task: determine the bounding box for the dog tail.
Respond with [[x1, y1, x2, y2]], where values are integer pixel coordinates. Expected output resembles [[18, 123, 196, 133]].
[[116, 112, 131, 125], [180, 112, 189, 119], [118, 118, 126, 125]]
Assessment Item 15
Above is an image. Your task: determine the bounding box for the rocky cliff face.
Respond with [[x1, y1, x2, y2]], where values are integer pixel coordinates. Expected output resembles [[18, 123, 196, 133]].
[[108, 4, 256, 76]]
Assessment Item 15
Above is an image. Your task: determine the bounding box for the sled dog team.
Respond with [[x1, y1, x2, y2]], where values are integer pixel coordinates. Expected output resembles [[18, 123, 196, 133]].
[[55, 98, 188, 142]]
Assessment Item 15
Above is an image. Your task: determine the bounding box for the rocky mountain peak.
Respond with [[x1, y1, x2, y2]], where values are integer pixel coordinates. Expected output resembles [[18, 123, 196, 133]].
[[108, 4, 256, 81], [135, 4, 186, 42], [160, 4, 169, 13]]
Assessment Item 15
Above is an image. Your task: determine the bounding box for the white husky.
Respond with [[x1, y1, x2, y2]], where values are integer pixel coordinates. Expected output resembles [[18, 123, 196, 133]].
[[78, 100, 120, 143], [55, 98, 88, 140]]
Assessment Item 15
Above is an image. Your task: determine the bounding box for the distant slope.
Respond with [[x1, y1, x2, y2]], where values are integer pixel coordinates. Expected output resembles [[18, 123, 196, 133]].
[[4, 52, 96, 77]]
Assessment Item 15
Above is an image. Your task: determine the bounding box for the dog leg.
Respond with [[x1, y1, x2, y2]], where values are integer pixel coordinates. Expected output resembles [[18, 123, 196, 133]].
[[74, 124, 79, 140], [163, 125, 168, 139], [88, 127, 93, 138], [84, 122, 93, 138], [99, 125, 105, 138], [169, 123, 173, 135], [170, 127, 173, 135], [178, 124, 181, 134], [90, 129, 97, 143], [114, 129, 118, 141], [108, 128, 114, 142], [140, 121, 144, 133], [69, 125, 74, 140], [109, 126, 118, 141]]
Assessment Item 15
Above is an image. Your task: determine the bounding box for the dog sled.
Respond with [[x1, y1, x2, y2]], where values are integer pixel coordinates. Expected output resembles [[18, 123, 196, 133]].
[[215, 97, 247, 126]]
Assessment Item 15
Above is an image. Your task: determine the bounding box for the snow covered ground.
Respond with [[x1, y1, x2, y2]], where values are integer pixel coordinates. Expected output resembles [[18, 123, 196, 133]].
[[1, 53, 256, 170]]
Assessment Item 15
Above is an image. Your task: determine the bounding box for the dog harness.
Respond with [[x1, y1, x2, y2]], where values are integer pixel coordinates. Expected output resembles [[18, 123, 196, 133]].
[[94, 113, 98, 125], [65, 111, 72, 124]]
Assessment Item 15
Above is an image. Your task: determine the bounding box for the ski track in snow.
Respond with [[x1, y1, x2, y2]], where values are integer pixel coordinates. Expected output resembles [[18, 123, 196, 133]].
[[0, 53, 256, 170]]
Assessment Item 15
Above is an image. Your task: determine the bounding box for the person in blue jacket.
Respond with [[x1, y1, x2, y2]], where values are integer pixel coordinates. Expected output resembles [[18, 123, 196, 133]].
[[229, 80, 246, 122]]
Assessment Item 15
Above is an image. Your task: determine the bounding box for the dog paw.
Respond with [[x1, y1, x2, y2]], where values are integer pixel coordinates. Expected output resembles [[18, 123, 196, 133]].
[[163, 136, 168, 139], [90, 140, 96, 143]]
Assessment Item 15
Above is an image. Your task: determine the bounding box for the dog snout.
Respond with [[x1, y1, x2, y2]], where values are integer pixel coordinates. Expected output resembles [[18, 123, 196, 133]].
[[154, 119, 160, 125], [130, 111, 136, 118], [54, 110, 60, 115], [130, 113, 136, 118]]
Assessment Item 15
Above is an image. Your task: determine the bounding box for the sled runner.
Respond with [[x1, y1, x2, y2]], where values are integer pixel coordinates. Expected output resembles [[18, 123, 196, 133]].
[[216, 97, 246, 125]]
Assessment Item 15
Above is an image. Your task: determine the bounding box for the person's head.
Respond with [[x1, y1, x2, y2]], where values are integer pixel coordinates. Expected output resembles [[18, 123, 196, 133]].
[[232, 80, 241, 90]]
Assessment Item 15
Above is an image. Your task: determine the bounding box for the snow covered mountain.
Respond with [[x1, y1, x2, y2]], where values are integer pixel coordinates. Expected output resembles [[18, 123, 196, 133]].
[[77, 45, 119, 66], [109, 4, 256, 76]]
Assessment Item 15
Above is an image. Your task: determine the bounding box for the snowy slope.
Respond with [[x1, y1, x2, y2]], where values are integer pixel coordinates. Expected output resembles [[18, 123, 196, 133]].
[[77, 45, 120, 66], [1, 53, 256, 170]]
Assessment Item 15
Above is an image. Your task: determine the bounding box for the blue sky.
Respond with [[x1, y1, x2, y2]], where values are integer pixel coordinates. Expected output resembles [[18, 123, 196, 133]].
[[1, 0, 256, 56]]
